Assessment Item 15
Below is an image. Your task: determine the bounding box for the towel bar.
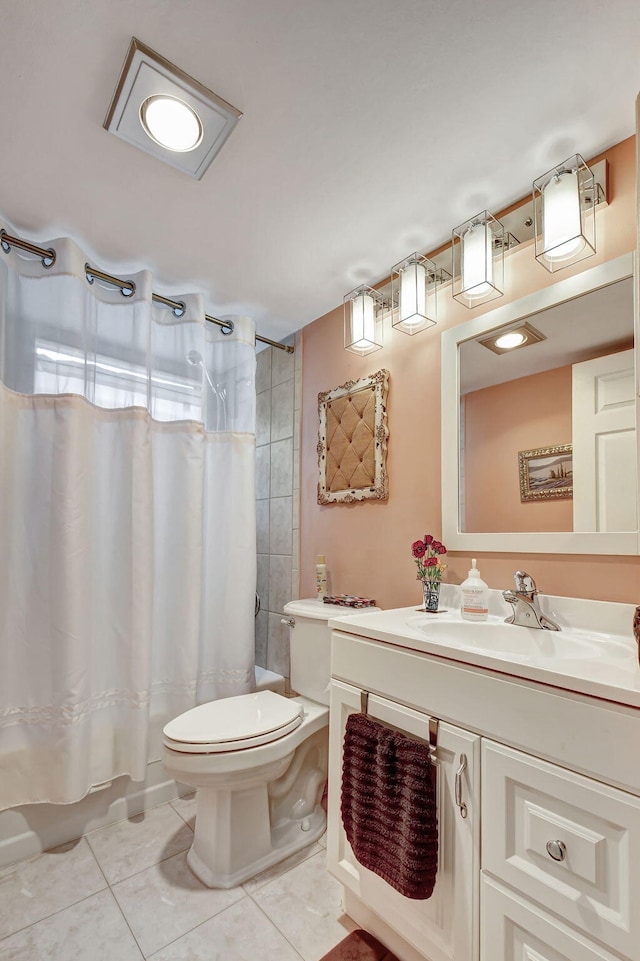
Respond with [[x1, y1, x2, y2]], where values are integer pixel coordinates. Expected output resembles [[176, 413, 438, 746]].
[[358, 689, 439, 756]]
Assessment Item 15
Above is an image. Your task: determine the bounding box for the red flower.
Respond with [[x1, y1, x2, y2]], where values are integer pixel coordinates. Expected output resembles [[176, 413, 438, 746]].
[[411, 540, 426, 558], [432, 541, 447, 555], [423, 534, 433, 546], [425, 556, 438, 567]]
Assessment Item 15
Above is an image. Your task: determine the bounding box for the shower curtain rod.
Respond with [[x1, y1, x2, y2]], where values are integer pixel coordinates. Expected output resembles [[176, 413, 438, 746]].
[[0, 229, 295, 354]]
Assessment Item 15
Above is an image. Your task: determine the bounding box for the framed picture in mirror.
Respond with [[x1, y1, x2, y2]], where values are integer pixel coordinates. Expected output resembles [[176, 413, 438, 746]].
[[317, 369, 389, 504], [518, 444, 573, 502]]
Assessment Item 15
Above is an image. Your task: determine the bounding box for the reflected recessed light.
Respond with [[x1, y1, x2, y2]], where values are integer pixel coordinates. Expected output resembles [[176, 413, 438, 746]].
[[479, 321, 546, 355], [495, 331, 527, 350], [140, 95, 203, 152]]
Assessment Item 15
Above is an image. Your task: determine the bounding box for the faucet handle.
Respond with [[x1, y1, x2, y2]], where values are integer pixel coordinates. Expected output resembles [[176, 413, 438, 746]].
[[513, 570, 537, 594]]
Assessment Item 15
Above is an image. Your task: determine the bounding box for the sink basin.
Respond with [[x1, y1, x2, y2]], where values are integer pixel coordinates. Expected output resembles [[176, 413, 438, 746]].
[[405, 614, 629, 664]]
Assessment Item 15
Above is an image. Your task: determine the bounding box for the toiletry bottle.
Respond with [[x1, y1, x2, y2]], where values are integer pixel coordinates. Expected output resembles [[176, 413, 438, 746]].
[[316, 555, 327, 599], [460, 559, 489, 621]]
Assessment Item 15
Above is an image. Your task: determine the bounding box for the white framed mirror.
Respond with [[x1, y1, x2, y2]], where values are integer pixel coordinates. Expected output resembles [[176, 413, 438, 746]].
[[441, 253, 640, 554]]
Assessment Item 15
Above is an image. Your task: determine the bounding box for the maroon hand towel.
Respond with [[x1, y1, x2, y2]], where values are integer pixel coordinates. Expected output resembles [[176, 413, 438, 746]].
[[341, 712, 438, 899]]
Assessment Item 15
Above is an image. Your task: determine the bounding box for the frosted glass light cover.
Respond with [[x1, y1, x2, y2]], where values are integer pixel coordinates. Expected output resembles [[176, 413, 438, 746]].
[[533, 154, 596, 272], [495, 331, 526, 350], [141, 96, 203, 152], [391, 254, 438, 334], [452, 211, 504, 308], [462, 223, 493, 299], [343, 285, 384, 355]]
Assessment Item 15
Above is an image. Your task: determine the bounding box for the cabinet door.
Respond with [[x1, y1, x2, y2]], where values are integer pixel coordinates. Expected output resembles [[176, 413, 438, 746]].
[[327, 679, 480, 961]]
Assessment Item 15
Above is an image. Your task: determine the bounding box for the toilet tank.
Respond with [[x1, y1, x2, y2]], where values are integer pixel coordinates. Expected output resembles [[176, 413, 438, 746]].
[[283, 598, 379, 706]]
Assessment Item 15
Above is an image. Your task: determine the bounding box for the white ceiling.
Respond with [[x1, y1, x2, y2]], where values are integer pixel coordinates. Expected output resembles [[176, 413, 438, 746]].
[[1, 1, 638, 344]]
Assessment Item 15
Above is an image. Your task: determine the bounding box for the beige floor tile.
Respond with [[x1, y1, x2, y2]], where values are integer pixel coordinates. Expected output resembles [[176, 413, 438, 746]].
[[250, 850, 352, 961], [112, 850, 245, 957], [86, 803, 193, 884], [147, 897, 302, 960], [0, 889, 143, 961], [241, 841, 322, 895], [169, 793, 197, 832], [0, 838, 106, 940], [317, 831, 327, 849]]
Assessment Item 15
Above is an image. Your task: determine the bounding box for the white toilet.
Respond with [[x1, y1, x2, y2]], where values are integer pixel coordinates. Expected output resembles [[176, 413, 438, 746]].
[[162, 598, 375, 888]]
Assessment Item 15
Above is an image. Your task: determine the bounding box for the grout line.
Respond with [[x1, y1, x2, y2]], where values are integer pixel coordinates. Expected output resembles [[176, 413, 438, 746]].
[[86, 834, 146, 959], [104, 843, 193, 888], [247, 894, 306, 960], [141, 892, 249, 959], [240, 842, 323, 896], [168, 795, 196, 831], [104, 888, 146, 961], [0, 883, 110, 946]]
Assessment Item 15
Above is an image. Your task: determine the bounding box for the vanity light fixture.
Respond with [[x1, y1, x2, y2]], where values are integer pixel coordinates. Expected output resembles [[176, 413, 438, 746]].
[[533, 154, 598, 272], [452, 211, 509, 309], [390, 254, 451, 335], [343, 285, 385, 355], [104, 38, 242, 179], [479, 321, 546, 355]]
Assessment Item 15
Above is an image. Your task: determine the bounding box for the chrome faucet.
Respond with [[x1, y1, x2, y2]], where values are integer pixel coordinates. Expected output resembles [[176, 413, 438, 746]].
[[502, 571, 561, 631]]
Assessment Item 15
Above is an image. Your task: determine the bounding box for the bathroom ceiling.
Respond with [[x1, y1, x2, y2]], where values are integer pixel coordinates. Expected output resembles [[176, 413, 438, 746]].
[[0, 1, 638, 344]]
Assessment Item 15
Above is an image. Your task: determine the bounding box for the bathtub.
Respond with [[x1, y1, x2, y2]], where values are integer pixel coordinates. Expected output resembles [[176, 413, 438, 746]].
[[0, 666, 285, 868]]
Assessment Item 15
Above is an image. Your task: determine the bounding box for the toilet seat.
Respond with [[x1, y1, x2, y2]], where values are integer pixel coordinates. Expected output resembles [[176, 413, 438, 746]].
[[162, 690, 304, 754]]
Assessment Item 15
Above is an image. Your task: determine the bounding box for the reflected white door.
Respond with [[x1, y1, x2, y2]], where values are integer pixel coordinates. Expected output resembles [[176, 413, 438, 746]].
[[572, 348, 637, 532]]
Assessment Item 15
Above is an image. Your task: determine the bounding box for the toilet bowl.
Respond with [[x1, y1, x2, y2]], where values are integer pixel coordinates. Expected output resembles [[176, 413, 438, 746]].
[[162, 598, 378, 888]]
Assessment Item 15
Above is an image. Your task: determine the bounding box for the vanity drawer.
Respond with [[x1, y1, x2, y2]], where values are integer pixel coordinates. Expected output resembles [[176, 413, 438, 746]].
[[482, 740, 640, 959], [481, 876, 621, 961]]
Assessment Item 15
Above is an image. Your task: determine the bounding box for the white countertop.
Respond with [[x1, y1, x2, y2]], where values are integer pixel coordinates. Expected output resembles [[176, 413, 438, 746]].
[[329, 585, 640, 709]]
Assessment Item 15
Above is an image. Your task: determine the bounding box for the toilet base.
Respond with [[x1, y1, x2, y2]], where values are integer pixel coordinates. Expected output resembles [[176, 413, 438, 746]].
[[182, 723, 329, 888], [187, 801, 326, 888]]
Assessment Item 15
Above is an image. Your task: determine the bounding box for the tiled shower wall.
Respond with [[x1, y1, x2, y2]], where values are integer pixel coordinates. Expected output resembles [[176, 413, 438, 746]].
[[255, 334, 301, 683]]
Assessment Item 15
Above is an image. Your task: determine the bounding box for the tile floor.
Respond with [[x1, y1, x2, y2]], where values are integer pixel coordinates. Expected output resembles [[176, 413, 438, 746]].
[[0, 795, 356, 960]]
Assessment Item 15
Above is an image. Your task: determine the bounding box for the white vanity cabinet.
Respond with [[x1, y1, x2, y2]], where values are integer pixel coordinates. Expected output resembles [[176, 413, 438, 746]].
[[328, 679, 480, 961], [327, 620, 640, 961]]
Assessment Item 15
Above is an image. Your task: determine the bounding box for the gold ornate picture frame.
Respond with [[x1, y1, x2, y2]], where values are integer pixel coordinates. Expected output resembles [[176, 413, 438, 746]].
[[317, 369, 389, 504], [518, 444, 573, 502]]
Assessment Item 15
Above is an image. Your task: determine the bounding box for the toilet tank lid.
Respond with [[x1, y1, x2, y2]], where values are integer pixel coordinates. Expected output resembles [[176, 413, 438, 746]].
[[283, 598, 380, 621]]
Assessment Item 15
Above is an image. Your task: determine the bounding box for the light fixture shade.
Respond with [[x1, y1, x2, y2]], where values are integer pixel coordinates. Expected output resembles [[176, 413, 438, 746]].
[[452, 211, 505, 308], [343, 285, 384, 355], [390, 253, 438, 334], [533, 154, 596, 272]]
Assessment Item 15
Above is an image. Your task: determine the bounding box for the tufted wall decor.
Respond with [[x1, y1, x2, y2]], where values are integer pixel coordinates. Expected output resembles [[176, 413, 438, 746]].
[[317, 369, 389, 504]]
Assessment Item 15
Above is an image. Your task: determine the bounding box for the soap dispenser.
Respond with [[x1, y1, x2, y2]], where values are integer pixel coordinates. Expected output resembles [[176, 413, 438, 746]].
[[460, 559, 489, 621]]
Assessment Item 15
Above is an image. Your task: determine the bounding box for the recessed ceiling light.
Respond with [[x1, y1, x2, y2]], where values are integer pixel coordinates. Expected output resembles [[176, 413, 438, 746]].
[[104, 38, 242, 179], [479, 321, 546, 355], [140, 95, 203, 152]]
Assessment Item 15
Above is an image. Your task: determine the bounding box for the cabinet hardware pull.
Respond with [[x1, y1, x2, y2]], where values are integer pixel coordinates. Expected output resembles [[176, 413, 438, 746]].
[[546, 840, 567, 862], [455, 753, 468, 819]]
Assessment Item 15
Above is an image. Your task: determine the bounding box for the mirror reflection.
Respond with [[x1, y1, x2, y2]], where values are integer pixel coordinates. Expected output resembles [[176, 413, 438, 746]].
[[458, 276, 636, 534]]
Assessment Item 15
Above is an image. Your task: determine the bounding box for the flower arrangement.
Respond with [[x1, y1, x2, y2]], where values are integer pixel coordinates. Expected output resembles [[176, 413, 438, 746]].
[[411, 534, 447, 588]]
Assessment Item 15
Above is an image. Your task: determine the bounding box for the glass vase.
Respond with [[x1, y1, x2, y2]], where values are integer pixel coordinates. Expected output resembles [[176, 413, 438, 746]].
[[422, 581, 440, 613]]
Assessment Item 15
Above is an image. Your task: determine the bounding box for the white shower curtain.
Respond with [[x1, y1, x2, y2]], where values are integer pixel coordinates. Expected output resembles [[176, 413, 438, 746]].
[[0, 227, 257, 808]]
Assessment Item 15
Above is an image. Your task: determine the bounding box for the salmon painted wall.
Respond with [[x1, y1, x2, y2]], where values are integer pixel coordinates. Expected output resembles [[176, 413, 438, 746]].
[[464, 365, 573, 533], [300, 136, 639, 608]]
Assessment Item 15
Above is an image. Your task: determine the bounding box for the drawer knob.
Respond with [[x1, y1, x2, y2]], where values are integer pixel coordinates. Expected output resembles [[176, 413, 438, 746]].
[[546, 839, 567, 862]]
